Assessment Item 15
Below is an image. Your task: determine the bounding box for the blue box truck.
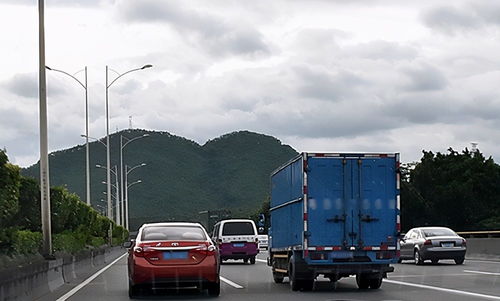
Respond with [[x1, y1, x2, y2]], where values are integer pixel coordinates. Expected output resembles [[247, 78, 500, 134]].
[[267, 152, 400, 291]]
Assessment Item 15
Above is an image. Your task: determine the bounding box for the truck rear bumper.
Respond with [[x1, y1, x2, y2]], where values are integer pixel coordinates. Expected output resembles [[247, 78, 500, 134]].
[[304, 264, 394, 276]]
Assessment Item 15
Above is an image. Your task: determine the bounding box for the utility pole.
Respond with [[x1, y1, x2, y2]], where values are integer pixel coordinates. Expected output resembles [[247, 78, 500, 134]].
[[38, 0, 52, 258]]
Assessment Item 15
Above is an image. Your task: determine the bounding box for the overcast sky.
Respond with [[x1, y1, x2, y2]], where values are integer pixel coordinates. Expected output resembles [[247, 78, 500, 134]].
[[1, 0, 500, 167]]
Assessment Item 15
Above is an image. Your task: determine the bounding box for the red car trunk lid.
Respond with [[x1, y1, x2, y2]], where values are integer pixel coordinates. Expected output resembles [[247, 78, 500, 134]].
[[138, 241, 214, 266]]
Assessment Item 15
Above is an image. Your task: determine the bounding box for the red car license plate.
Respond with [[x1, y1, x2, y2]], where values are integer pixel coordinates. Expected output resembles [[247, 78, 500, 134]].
[[163, 251, 188, 259]]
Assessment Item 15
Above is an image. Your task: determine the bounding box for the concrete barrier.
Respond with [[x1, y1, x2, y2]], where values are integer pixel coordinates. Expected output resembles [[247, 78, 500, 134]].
[[0, 246, 124, 301], [465, 238, 500, 261]]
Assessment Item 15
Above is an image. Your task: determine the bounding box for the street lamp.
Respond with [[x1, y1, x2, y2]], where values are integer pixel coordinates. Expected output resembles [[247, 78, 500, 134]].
[[105, 64, 152, 234], [120, 134, 149, 229], [47, 66, 90, 206], [38, 0, 52, 258], [81, 134, 107, 148], [125, 163, 146, 230], [96, 164, 119, 224]]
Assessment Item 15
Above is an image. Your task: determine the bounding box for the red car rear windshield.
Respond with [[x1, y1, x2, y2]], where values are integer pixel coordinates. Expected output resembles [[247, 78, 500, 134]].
[[222, 222, 255, 235], [141, 226, 206, 241]]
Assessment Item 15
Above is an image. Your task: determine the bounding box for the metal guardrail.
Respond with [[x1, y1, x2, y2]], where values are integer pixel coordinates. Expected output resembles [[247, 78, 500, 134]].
[[456, 230, 500, 238]]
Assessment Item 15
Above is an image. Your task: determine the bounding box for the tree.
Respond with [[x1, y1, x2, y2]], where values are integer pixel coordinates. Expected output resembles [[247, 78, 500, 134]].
[[400, 162, 431, 231], [15, 177, 41, 231], [0, 150, 20, 228], [407, 148, 500, 231]]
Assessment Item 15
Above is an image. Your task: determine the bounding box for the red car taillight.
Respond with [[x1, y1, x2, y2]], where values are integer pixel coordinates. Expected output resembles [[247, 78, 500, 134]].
[[424, 239, 432, 245], [133, 246, 144, 257], [191, 242, 217, 256]]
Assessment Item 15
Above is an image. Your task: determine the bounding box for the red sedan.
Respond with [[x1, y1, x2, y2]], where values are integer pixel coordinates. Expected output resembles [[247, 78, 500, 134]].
[[126, 222, 220, 297]]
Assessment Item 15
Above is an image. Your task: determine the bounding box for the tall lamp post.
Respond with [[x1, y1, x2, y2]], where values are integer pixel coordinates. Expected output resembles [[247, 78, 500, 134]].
[[125, 163, 146, 230], [38, 0, 52, 257], [105, 64, 152, 232], [47, 66, 90, 206], [97, 164, 119, 224], [120, 134, 149, 229]]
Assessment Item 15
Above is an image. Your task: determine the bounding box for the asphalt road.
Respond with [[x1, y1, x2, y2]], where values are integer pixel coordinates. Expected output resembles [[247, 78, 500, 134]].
[[40, 251, 500, 301]]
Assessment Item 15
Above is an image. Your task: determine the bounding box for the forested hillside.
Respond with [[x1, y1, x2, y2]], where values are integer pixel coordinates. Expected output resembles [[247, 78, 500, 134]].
[[22, 130, 298, 230]]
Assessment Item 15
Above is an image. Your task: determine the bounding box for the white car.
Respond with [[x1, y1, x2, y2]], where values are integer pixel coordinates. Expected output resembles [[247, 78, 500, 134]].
[[258, 234, 268, 249]]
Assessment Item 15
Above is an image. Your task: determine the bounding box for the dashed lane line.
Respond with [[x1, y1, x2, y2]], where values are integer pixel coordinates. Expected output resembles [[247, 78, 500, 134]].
[[389, 273, 470, 278], [255, 259, 267, 263], [385, 279, 500, 300], [464, 270, 500, 276], [56, 253, 127, 301], [220, 276, 244, 289], [466, 259, 500, 265]]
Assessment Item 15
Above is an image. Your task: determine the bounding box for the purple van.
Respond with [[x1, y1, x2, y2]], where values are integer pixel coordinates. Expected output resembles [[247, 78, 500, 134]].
[[212, 219, 259, 264]]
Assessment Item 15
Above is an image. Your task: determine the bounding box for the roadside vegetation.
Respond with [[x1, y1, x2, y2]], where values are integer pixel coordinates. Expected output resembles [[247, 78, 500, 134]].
[[0, 150, 127, 259], [400, 148, 500, 231]]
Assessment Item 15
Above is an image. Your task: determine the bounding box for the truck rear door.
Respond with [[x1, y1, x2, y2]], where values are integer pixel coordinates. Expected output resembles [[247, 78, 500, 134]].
[[306, 155, 397, 249]]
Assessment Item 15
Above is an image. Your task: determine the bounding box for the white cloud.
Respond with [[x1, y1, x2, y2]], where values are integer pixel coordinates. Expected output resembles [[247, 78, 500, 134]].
[[1, 0, 500, 168]]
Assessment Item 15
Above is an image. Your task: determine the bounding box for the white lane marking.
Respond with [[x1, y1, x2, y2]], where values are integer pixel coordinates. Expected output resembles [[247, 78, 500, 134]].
[[385, 279, 500, 300], [256, 259, 267, 263], [467, 259, 500, 264], [389, 273, 470, 278], [464, 270, 500, 276], [56, 253, 127, 301], [220, 276, 244, 289]]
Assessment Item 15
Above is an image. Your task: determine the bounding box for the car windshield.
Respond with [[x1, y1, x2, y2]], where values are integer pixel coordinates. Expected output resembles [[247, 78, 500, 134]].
[[422, 228, 457, 237], [222, 222, 255, 235], [141, 226, 206, 241]]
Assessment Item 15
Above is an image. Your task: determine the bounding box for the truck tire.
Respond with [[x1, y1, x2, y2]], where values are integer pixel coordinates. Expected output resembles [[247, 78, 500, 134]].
[[301, 279, 314, 291], [289, 261, 301, 291], [369, 277, 383, 289], [273, 272, 284, 284], [356, 274, 370, 289]]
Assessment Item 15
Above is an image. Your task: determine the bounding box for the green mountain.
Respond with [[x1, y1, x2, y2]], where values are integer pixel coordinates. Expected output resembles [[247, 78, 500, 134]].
[[22, 130, 298, 230]]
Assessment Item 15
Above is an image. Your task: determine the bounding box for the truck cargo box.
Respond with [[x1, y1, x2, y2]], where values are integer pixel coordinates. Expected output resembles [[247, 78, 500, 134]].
[[268, 153, 400, 291]]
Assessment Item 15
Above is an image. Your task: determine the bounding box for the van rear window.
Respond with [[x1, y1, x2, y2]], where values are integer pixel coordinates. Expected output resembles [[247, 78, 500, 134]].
[[222, 222, 254, 235]]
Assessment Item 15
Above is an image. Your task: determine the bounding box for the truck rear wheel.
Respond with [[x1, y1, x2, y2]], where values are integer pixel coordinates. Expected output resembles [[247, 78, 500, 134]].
[[356, 274, 370, 289], [273, 272, 284, 284], [289, 263, 301, 291], [301, 279, 314, 291], [369, 277, 383, 289]]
